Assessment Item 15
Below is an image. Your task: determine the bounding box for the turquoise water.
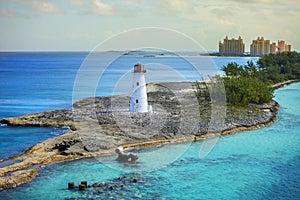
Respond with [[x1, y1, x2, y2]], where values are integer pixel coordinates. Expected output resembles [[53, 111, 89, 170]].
[[0, 52, 257, 160], [1, 83, 299, 199]]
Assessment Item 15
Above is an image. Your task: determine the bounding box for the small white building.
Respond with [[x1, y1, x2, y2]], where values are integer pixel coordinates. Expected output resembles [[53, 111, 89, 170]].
[[129, 63, 151, 112]]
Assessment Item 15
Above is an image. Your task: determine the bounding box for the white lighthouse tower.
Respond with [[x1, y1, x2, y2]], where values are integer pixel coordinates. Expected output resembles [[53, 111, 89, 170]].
[[129, 63, 151, 112]]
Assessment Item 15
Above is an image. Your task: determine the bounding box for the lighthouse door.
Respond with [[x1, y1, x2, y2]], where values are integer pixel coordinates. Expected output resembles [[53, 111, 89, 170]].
[[135, 99, 139, 111]]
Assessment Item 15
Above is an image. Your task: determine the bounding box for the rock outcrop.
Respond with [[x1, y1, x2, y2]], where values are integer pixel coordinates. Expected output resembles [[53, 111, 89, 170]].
[[1, 109, 76, 130], [115, 147, 138, 164]]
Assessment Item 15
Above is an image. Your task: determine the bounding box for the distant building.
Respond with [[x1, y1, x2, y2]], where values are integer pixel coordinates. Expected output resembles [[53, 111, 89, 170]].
[[250, 37, 271, 56], [250, 37, 292, 56], [219, 36, 245, 56], [277, 40, 292, 53], [270, 42, 277, 54]]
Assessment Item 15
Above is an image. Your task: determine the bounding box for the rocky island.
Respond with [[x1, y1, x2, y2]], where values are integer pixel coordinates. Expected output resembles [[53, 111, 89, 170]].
[[0, 81, 281, 189]]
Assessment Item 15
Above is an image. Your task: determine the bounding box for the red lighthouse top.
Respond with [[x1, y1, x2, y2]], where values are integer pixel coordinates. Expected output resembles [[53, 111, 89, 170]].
[[133, 63, 146, 73]]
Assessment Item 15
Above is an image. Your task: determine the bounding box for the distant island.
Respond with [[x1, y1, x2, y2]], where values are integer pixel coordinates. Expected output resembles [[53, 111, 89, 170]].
[[0, 52, 299, 189]]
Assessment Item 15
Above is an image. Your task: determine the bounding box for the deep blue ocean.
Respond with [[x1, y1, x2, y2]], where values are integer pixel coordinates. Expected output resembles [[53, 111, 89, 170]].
[[1, 52, 299, 199]]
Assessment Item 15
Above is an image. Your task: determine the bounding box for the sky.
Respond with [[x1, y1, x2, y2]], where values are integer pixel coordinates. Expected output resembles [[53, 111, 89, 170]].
[[0, 0, 299, 52]]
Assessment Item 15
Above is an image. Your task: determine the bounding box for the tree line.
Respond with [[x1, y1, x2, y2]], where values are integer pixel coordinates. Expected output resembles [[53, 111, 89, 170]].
[[221, 52, 300, 106], [223, 51, 300, 83]]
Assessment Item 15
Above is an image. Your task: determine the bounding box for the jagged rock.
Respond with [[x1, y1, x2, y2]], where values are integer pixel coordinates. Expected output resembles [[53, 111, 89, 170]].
[[0, 169, 38, 189], [108, 185, 115, 190], [79, 184, 86, 191], [132, 178, 138, 183], [80, 181, 87, 187], [53, 139, 81, 152], [92, 183, 99, 187], [68, 182, 75, 189], [99, 182, 106, 187]]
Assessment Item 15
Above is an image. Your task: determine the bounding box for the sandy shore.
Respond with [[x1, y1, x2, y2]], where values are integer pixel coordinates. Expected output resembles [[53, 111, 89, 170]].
[[0, 81, 297, 189]]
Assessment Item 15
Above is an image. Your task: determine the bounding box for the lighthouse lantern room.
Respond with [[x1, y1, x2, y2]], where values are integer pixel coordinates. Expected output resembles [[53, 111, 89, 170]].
[[129, 63, 151, 112]]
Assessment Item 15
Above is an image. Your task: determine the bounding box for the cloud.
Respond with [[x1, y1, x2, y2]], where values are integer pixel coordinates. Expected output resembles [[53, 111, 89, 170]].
[[157, 0, 195, 15], [90, 0, 114, 15], [30, 1, 59, 13], [218, 19, 233, 26], [70, 0, 85, 7], [0, 8, 19, 17], [0, 6, 30, 18], [228, 0, 276, 3], [111, 1, 144, 18], [284, 0, 299, 4], [211, 8, 234, 18]]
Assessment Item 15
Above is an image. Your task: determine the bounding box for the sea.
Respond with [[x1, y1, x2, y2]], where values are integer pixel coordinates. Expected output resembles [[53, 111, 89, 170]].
[[0, 52, 299, 199]]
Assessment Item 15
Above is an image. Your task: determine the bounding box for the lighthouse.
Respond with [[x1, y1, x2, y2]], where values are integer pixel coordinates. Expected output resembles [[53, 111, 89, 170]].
[[129, 63, 151, 112]]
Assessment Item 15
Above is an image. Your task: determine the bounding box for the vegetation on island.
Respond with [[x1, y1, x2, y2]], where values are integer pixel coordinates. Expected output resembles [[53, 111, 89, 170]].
[[223, 76, 273, 106], [257, 51, 300, 83], [196, 51, 300, 106], [223, 51, 300, 84]]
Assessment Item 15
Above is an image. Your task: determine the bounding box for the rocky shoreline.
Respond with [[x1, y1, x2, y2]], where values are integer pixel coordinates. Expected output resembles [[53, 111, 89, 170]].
[[272, 79, 299, 90], [0, 81, 297, 190]]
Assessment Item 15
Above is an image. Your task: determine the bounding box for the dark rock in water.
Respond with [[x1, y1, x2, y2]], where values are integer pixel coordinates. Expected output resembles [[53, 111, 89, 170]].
[[108, 185, 115, 190], [68, 182, 75, 189], [80, 181, 87, 187], [78, 184, 86, 191], [132, 178, 138, 183], [99, 182, 106, 187], [92, 183, 99, 187]]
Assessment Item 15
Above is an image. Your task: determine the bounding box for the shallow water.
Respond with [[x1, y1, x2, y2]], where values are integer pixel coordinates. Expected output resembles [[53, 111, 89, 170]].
[[1, 83, 299, 199]]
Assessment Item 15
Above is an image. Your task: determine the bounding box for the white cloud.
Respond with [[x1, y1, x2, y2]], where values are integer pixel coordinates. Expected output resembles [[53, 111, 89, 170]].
[[157, 0, 195, 15], [228, 0, 276, 3], [70, 0, 84, 7], [30, 1, 59, 13], [0, 8, 19, 17], [211, 8, 234, 18], [218, 19, 233, 26], [90, 0, 114, 16]]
